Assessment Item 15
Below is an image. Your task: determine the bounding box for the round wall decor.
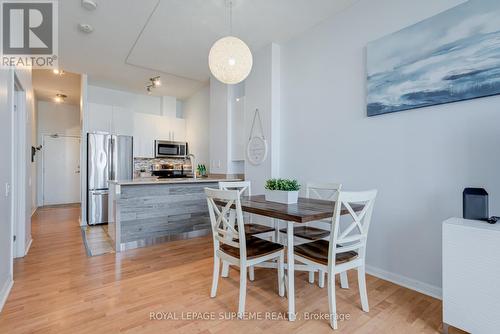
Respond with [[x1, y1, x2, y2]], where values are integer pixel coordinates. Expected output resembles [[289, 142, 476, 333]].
[[246, 109, 268, 166]]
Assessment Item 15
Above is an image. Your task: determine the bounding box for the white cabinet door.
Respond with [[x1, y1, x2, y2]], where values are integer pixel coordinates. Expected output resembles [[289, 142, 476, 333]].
[[112, 106, 134, 136], [154, 116, 186, 142], [171, 118, 186, 142], [133, 113, 155, 158], [156, 117, 171, 142], [87, 103, 113, 133]]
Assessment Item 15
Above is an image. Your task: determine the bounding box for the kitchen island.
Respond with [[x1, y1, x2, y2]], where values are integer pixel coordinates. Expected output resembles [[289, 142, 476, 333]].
[[108, 177, 241, 252]]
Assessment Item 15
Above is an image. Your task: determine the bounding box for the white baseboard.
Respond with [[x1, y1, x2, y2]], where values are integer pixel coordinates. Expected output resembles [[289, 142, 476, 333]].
[[24, 238, 33, 256], [0, 277, 14, 313], [366, 265, 442, 300]]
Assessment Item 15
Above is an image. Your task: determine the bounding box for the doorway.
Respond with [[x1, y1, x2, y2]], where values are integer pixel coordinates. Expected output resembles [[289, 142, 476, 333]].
[[42, 135, 81, 205]]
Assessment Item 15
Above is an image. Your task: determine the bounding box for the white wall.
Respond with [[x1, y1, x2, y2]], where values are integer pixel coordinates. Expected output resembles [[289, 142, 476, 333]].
[[37, 101, 81, 135], [209, 77, 229, 174], [15, 67, 35, 258], [31, 99, 37, 216], [80, 75, 88, 226], [184, 85, 210, 167], [0, 65, 34, 310], [280, 0, 499, 296], [0, 69, 13, 312], [36, 101, 81, 206], [87, 85, 178, 117], [244, 43, 281, 194]]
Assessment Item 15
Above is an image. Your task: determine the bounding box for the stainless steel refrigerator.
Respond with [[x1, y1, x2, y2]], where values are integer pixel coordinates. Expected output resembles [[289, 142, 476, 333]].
[[87, 133, 133, 225]]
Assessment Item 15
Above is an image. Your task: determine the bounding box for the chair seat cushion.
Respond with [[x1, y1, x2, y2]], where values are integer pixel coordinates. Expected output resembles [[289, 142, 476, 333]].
[[294, 240, 358, 265], [221, 236, 284, 259], [237, 223, 275, 236], [279, 226, 330, 240]]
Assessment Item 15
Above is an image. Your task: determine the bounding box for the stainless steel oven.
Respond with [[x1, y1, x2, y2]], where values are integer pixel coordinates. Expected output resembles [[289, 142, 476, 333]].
[[154, 140, 188, 158]]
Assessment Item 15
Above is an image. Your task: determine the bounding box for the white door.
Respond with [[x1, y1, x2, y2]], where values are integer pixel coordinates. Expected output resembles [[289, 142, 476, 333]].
[[43, 135, 81, 205]]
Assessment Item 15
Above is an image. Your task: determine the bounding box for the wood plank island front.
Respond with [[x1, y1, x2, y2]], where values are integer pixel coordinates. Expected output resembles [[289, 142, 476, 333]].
[[108, 178, 240, 251]]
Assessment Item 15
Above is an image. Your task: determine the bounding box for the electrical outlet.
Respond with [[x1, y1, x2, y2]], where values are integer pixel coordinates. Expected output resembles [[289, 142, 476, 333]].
[[5, 183, 10, 197]]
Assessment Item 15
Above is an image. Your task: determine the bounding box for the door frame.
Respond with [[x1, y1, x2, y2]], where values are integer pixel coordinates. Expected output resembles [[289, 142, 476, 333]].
[[41, 134, 81, 206], [11, 74, 27, 259]]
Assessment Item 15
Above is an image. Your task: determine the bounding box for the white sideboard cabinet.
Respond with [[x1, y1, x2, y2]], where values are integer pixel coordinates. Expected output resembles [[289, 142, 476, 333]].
[[443, 218, 500, 334]]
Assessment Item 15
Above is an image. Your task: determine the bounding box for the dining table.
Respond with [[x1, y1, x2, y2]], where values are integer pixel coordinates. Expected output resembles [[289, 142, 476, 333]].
[[215, 195, 363, 321]]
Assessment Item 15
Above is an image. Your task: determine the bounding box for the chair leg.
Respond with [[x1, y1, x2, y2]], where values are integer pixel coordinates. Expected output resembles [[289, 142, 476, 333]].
[[238, 265, 248, 318], [327, 273, 338, 330], [278, 252, 285, 297], [210, 255, 220, 298], [308, 270, 315, 284], [340, 271, 349, 289], [318, 270, 325, 288], [249, 266, 255, 281], [221, 261, 230, 277], [358, 265, 369, 312]]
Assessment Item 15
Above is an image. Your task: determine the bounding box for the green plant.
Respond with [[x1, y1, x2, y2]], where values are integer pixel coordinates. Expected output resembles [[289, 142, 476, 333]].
[[197, 164, 207, 176], [265, 178, 300, 191]]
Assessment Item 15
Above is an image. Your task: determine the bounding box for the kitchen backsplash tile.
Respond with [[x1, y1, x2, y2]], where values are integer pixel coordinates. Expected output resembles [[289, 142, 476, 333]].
[[134, 158, 187, 172]]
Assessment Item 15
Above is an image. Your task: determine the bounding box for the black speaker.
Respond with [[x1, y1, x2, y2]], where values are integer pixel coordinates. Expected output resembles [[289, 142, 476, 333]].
[[463, 188, 488, 221]]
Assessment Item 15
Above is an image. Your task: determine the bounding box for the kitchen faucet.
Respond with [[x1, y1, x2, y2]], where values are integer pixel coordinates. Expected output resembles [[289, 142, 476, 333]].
[[186, 153, 196, 179]]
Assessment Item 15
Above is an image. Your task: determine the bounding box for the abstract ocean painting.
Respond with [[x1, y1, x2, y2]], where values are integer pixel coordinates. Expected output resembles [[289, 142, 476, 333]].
[[367, 0, 500, 116]]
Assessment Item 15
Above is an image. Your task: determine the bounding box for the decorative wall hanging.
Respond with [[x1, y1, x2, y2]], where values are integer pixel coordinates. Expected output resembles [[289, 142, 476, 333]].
[[367, 0, 500, 116], [246, 109, 268, 166]]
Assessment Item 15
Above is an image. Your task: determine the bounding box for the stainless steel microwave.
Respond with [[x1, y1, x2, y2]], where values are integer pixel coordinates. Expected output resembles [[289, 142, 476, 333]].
[[155, 140, 188, 158]]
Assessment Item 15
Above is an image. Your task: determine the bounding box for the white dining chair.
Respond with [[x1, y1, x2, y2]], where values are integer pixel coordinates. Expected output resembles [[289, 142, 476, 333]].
[[219, 181, 275, 281], [205, 188, 285, 318], [279, 182, 343, 287], [293, 189, 377, 330]]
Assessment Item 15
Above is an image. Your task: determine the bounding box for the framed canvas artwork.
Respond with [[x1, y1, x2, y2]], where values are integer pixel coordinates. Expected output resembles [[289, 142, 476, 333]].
[[367, 0, 500, 116]]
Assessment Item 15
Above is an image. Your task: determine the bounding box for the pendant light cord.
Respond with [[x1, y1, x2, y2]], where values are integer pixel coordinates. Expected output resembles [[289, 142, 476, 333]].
[[229, 1, 233, 35]]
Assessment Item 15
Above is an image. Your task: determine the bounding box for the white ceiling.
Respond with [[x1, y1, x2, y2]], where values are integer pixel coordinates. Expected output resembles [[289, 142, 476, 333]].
[[59, 0, 356, 99], [33, 70, 81, 105]]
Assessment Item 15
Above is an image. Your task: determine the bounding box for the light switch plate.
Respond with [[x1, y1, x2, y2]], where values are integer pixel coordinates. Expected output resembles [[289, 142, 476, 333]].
[[5, 183, 11, 197]]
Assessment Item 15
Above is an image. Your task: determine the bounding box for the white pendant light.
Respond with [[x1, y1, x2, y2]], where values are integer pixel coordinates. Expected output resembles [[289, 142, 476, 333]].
[[209, 1, 253, 85]]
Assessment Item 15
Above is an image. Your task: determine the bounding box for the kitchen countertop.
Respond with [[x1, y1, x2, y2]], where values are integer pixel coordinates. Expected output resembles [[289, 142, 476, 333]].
[[108, 177, 242, 186]]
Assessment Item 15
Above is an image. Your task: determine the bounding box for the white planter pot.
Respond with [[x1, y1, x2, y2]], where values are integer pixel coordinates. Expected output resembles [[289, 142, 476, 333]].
[[265, 190, 299, 204]]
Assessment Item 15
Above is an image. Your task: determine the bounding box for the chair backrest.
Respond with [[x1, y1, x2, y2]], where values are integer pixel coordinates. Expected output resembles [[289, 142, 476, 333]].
[[306, 182, 343, 201], [328, 190, 377, 264], [219, 181, 251, 196], [205, 188, 247, 258]]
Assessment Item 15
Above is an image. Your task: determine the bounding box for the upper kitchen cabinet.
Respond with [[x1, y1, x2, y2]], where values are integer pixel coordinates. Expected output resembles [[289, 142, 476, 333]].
[[87, 103, 113, 133], [133, 113, 156, 158], [86, 101, 186, 158], [112, 106, 135, 136], [172, 118, 186, 142], [157, 117, 186, 142]]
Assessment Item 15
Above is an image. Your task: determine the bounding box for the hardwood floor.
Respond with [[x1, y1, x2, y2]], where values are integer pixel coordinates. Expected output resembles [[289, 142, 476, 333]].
[[0, 206, 465, 333]]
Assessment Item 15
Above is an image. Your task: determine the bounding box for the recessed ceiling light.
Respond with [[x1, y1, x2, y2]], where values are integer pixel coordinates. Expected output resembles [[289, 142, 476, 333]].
[[82, 0, 97, 11], [78, 23, 94, 33], [54, 93, 67, 103]]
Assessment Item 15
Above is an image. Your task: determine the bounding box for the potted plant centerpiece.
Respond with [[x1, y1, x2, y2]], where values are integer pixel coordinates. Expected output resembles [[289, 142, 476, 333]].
[[264, 178, 300, 204]]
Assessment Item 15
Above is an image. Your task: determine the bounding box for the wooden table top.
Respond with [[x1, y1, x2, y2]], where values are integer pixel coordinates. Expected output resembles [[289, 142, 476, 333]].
[[216, 195, 363, 223]]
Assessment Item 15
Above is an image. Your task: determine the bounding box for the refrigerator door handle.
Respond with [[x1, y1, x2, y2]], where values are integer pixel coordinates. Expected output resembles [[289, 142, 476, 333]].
[[108, 135, 115, 181]]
